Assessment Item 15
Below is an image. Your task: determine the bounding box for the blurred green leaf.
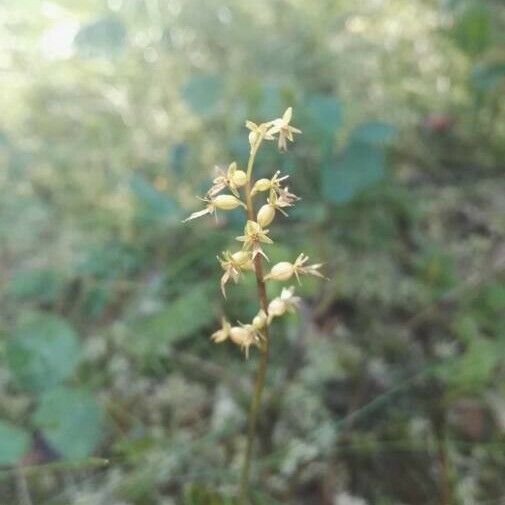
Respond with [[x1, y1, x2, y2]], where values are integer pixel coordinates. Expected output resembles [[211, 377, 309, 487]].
[[74, 16, 127, 58], [472, 62, 505, 91], [78, 241, 139, 280], [452, 3, 492, 56], [168, 143, 189, 176], [303, 94, 342, 137], [130, 174, 180, 225], [351, 121, 396, 146], [6, 313, 80, 392], [0, 420, 29, 465], [321, 141, 385, 204], [444, 338, 503, 392], [257, 83, 283, 118], [7, 267, 62, 303], [181, 74, 224, 115], [129, 284, 214, 356], [183, 484, 236, 505], [33, 387, 103, 460], [415, 248, 457, 296]]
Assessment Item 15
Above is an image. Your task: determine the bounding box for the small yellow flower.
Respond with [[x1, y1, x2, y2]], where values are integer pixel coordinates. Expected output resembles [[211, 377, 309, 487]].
[[236, 220, 273, 260], [252, 310, 267, 330], [250, 178, 272, 196], [267, 286, 301, 324], [211, 318, 231, 343], [268, 186, 299, 213], [245, 120, 274, 149], [268, 107, 302, 151], [217, 250, 254, 297], [257, 204, 276, 227], [183, 194, 245, 222], [264, 253, 324, 283], [229, 324, 263, 358], [208, 162, 247, 198]]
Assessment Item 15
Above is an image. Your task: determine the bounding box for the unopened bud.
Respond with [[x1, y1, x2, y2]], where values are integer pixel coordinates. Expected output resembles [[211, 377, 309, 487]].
[[213, 194, 244, 210], [251, 178, 271, 195], [231, 250, 250, 266], [231, 169, 247, 187], [252, 310, 267, 330], [268, 298, 286, 318], [257, 204, 275, 227], [265, 261, 294, 281], [230, 326, 250, 346]]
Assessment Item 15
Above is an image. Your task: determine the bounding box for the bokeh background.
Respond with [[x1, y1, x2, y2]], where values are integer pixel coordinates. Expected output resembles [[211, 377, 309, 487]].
[[1, 1, 504, 504]]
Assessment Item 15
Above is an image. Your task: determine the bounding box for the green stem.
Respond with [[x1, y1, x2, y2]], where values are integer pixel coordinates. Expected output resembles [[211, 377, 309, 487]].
[[239, 135, 270, 504]]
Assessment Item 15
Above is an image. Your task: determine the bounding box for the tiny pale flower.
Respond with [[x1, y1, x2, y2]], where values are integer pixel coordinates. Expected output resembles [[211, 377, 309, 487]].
[[208, 162, 247, 198], [264, 253, 324, 283], [183, 194, 245, 222], [265, 261, 294, 281], [252, 310, 267, 330], [268, 107, 302, 151], [213, 194, 246, 210], [236, 220, 273, 260], [267, 297, 287, 319], [251, 178, 271, 196], [267, 286, 301, 324], [217, 250, 254, 297], [229, 324, 262, 358], [257, 204, 276, 227], [211, 318, 231, 343], [246, 120, 274, 149]]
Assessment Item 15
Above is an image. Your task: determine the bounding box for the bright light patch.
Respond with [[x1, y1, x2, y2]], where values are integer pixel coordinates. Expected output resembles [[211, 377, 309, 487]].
[[40, 19, 80, 60]]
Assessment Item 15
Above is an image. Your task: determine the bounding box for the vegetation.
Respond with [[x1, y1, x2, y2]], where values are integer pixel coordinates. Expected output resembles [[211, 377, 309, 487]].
[[0, 0, 504, 504]]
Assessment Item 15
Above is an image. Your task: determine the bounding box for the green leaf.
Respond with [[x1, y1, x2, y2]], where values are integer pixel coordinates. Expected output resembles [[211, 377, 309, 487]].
[[181, 74, 223, 115], [351, 121, 396, 145], [129, 285, 214, 356], [452, 3, 492, 56], [74, 16, 127, 58], [472, 62, 505, 92], [6, 313, 80, 392], [446, 338, 502, 392], [304, 94, 342, 136], [7, 267, 62, 303], [0, 420, 30, 465], [130, 174, 180, 225], [33, 387, 103, 460], [322, 141, 385, 204], [258, 83, 283, 118]]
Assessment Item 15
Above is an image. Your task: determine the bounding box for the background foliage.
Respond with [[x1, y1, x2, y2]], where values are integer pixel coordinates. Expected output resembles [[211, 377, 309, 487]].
[[0, 0, 504, 504]]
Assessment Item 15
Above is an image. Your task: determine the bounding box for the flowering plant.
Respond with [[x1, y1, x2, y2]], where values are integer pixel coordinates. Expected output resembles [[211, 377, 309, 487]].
[[184, 107, 323, 502]]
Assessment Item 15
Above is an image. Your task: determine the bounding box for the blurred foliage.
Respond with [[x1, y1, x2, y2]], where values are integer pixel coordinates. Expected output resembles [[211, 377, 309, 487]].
[[0, 0, 504, 504]]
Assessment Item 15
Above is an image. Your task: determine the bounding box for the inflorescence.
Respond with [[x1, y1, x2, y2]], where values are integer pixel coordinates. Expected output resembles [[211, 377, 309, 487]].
[[184, 107, 324, 358]]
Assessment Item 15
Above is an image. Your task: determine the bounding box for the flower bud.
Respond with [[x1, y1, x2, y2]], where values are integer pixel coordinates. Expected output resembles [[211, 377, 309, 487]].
[[231, 250, 250, 266], [213, 194, 244, 210], [251, 178, 271, 195], [230, 326, 250, 346], [231, 169, 247, 187], [265, 261, 294, 281], [268, 298, 286, 318], [211, 318, 231, 343], [252, 310, 267, 330], [257, 204, 275, 227]]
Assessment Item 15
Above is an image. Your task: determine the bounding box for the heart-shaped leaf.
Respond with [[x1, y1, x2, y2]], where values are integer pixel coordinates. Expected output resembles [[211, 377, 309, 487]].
[[34, 387, 103, 460], [0, 420, 30, 465], [322, 141, 385, 204], [351, 121, 396, 146], [6, 312, 80, 392]]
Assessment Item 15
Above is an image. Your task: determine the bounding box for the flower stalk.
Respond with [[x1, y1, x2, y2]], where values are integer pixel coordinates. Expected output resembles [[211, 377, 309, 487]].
[[184, 107, 322, 503]]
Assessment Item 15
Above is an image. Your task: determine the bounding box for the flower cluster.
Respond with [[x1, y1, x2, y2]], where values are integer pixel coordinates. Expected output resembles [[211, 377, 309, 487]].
[[184, 107, 323, 357]]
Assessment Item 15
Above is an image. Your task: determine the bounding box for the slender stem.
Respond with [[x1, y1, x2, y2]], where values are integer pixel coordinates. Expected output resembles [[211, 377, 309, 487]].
[[239, 136, 270, 504]]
